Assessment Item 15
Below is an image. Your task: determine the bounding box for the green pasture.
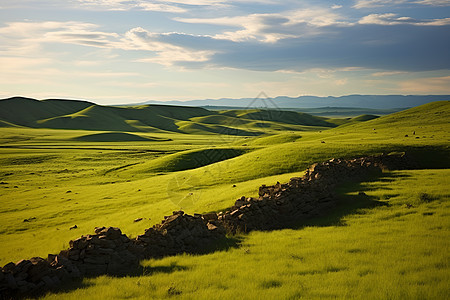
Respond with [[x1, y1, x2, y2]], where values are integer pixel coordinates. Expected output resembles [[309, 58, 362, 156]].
[[0, 100, 448, 299]]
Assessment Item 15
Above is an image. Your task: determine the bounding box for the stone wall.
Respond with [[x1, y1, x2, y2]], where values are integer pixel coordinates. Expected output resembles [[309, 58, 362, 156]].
[[0, 153, 411, 299], [217, 153, 411, 233]]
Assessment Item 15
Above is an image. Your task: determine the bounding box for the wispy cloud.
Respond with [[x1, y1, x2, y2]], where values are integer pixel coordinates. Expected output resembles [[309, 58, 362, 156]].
[[354, 0, 450, 8], [0, 21, 214, 67], [372, 71, 409, 77], [414, 0, 450, 5], [0, 21, 120, 51], [359, 13, 450, 25], [76, 0, 187, 12], [398, 76, 450, 93], [176, 8, 348, 43], [123, 27, 214, 65], [354, 0, 407, 8], [75, 0, 239, 12]]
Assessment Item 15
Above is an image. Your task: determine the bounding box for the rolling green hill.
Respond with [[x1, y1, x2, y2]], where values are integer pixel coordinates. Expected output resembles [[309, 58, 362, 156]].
[[0, 97, 94, 127], [0, 97, 375, 136], [220, 109, 335, 127]]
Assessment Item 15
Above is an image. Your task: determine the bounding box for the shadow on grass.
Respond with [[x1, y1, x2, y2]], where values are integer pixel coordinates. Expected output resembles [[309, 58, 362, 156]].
[[289, 172, 409, 229], [140, 262, 190, 276], [19, 234, 243, 299]]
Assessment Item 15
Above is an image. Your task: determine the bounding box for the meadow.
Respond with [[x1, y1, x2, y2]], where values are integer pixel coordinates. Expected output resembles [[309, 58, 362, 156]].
[[0, 99, 449, 299]]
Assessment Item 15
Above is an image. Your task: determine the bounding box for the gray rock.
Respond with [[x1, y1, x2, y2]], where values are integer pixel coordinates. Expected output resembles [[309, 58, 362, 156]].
[[5, 273, 17, 289]]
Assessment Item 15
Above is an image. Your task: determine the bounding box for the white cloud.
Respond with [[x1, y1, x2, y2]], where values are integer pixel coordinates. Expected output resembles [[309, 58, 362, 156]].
[[75, 0, 235, 12], [76, 0, 188, 12], [372, 71, 409, 77], [353, 0, 450, 8], [0, 21, 119, 47], [414, 0, 450, 5], [176, 8, 348, 43], [0, 21, 215, 67], [0, 21, 121, 59], [123, 27, 214, 65], [137, 3, 187, 13], [354, 0, 406, 8], [359, 13, 450, 26]]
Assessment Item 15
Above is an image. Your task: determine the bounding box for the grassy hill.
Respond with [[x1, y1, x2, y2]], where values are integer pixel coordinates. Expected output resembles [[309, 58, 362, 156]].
[[0, 97, 94, 127], [0, 100, 448, 299], [0, 97, 373, 136]]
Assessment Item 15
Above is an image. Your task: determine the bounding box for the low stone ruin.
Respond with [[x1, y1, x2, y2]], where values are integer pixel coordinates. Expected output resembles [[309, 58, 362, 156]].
[[0, 153, 411, 299], [135, 211, 224, 258], [217, 153, 411, 233], [0, 211, 224, 299]]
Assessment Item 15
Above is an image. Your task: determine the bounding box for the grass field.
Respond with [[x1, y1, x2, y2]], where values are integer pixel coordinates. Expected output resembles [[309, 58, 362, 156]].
[[0, 100, 449, 299]]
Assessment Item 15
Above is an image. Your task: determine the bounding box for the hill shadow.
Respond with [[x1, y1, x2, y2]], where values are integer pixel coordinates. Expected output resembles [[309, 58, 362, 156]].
[[74, 132, 170, 142]]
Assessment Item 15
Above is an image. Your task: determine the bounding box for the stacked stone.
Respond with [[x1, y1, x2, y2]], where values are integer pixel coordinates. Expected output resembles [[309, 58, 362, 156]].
[[0, 215, 224, 299], [135, 211, 225, 258], [0, 256, 80, 299], [58, 227, 140, 277], [217, 153, 406, 233]]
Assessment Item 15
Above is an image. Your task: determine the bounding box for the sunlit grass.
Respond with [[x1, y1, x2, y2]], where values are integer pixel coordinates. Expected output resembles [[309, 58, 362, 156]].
[[41, 169, 450, 300], [0, 101, 448, 298]]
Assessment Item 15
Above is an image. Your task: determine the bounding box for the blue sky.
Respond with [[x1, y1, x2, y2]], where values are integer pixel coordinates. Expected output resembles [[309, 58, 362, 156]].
[[0, 0, 449, 104]]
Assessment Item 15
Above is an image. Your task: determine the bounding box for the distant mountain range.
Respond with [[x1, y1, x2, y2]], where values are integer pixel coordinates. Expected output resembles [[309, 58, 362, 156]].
[[134, 95, 450, 110]]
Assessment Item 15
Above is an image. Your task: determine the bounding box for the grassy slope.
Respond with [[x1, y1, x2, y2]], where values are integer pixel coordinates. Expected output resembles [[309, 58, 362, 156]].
[[1, 97, 356, 136], [44, 169, 450, 300], [0, 101, 448, 299], [220, 109, 335, 127], [0, 97, 93, 127]]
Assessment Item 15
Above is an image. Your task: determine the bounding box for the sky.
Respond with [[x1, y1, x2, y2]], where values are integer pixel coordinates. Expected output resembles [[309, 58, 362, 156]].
[[0, 0, 449, 104]]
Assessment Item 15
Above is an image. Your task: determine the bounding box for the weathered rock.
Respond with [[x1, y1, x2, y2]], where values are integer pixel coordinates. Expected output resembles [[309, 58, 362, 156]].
[[97, 227, 122, 240], [5, 273, 17, 289], [218, 153, 410, 233]]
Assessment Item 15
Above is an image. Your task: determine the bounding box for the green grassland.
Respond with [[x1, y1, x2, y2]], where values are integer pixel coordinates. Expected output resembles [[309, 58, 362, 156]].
[[0, 99, 449, 299]]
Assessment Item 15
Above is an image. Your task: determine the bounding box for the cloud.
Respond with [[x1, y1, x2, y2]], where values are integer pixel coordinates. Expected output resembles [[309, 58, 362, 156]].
[[137, 3, 187, 13], [414, 0, 450, 5], [354, 0, 407, 8], [176, 8, 348, 43], [398, 76, 450, 93], [75, 0, 268, 12], [359, 13, 450, 26], [206, 22, 450, 72], [353, 0, 450, 8], [2, 4, 450, 75], [76, 0, 188, 12], [0, 21, 120, 58], [0, 21, 214, 67], [372, 71, 409, 77], [122, 27, 215, 65]]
